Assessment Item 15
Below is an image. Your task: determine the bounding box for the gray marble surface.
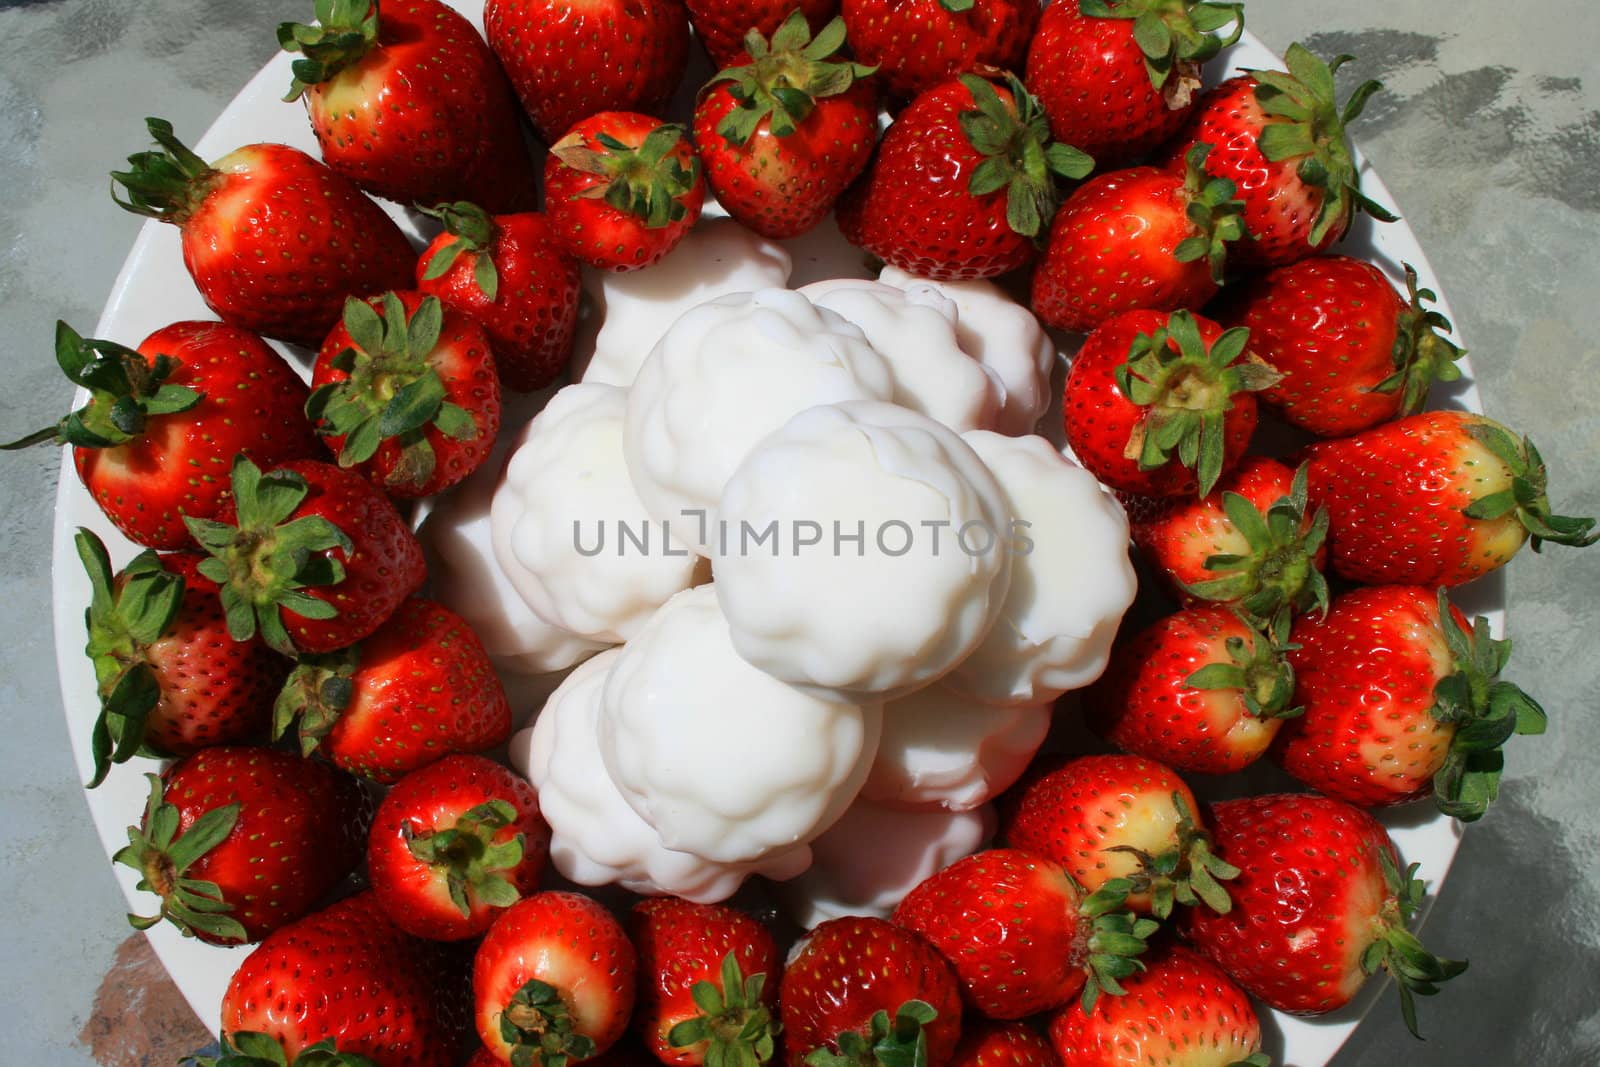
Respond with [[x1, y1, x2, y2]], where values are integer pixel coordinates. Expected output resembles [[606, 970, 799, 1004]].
[[1, 1, 1597, 1064]]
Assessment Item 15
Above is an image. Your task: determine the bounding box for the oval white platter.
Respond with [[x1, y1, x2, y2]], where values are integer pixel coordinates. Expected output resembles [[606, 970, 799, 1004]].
[[50, 3, 1491, 1064]]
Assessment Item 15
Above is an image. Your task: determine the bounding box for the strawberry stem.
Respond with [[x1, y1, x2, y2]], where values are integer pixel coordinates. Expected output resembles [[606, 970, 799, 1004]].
[[1181, 464, 1330, 619], [1078, 0, 1245, 92], [112, 774, 248, 944], [668, 952, 778, 1067], [551, 123, 699, 228], [1365, 851, 1467, 1039], [404, 799, 527, 918], [278, 0, 382, 101], [802, 999, 937, 1067], [110, 118, 219, 224], [1459, 421, 1599, 550], [500, 979, 597, 1067], [418, 202, 502, 300], [959, 73, 1093, 239]]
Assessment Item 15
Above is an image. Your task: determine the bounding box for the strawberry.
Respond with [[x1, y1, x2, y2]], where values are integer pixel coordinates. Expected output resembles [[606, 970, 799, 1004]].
[[1086, 607, 1299, 776], [837, 73, 1092, 281], [278, 0, 538, 213], [840, 0, 1038, 100], [893, 849, 1156, 1018], [308, 291, 501, 498], [110, 118, 414, 347], [687, 0, 838, 69], [631, 898, 780, 1067], [1184, 794, 1466, 1036], [114, 747, 366, 945], [216, 891, 473, 1064], [1024, 0, 1244, 166], [1046, 945, 1265, 1067], [1301, 410, 1598, 587], [416, 203, 582, 392], [693, 14, 877, 239], [474, 891, 639, 1066], [1031, 144, 1245, 333], [1163, 44, 1395, 268], [3, 320, 321, 550], [1274, 585, 1546, 821], [486, 0, 690, 143], [779, 916, 961, 1067], [1061, 309, 1273, 498], [185, 455, 426, 655], [369, 754, 550, 941], [275, 597, 513, 784], [545, 113, 706, 271], [1216, 258, 1465, 436], [1000, 754, 1236, 918], [947, 1023, 1059, 1067]]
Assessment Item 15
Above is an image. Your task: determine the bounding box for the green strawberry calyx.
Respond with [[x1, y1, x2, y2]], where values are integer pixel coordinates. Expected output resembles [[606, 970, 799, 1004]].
[[670, 952, 779, 1067], [187, 1033, 380, 1067], [1185, 608, 1303, 722], [708, 12, 876, 145], [804, 999, 936, 1067], [1079, 0, 1245, 94], [1364, 850, 1468, 1039], [111, 117, 221, 225], [1076, 878, 1160, 1013], [500, 978, 598, 1067], [113, 773, 248, 943], [959, 73, 1094, 239], [1173, 143, 1248, 285], [1102, 790, 1240, 920], [304, 292, 480, 492], [1459, 419, 1598, 550], [405, 798, 528, 919], [278, 0, 381, 101], [552, 122, 700, 229], [418, 201, 503, 301], [272, 646, 359, 756], [1369, 263, 1465, 416], [1181, 464, 1330, 620]]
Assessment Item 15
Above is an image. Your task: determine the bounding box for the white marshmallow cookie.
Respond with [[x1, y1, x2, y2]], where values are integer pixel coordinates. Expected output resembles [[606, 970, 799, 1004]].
[[492, 384, 702, 645], [513, 650, 811, 902], [599, 586, 882, 865], [943, 432, 1138, 705], [625, 289, 893, 552], [715, 401, 1013, 702]]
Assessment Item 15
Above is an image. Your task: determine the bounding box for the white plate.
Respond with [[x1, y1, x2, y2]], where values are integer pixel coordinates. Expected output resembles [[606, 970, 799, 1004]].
[[50, 6, 1491, 1064]]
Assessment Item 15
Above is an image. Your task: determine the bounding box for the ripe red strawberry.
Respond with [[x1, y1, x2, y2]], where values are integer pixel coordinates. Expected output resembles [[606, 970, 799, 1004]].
[[114, 747, 366, 945], [1062, 309, 1273, 498], [1184, 794, 1466, 1036], [216, 891, 473, 1064], [1031, 145, 1245, 333], [1046, 945, 1265, 1067], [1301, 410, 1597, 587], [416, 203, 582, 392], [474, 891, 639, 1065], [1163, 45, 1394, 268], [838, 73, 1092, 281], [1275, 585, 1545, 820], [948, 1022, 1060, 1067], [369, 754, 550, 941], [1024, 0, 1244, 166], [841, 0, 1039, 100], [779, 916, 961, 1067], [631, 898, 780, 1067], [545, 112, 706, 271], [185, 455, 426, 655], [275, 597, 513, 784], [4, 321, 321, 550], [279, 0, 538, 213], [308, 291, 501, 498], [1217, 258, 1465, 436], [693, 14, 877, 239], [486, 0, 690, 143], [894, 849, 1156, 1018], [687, 0, 838, 69], [110, 118, 414, 347]]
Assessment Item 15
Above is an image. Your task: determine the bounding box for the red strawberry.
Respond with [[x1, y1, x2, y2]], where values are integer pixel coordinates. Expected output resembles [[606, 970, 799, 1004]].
[[693, 14, 877, 240], [1217, 258, 1465, 436], [308, 291, 501, 498], [185, 455, 426, 655], [1086, 607, 1299, 776], [837, 73, 1092, 281], [416, 203, 583, 392], [217, 891, 473, 1064], [1184, 794, 1466, 1036], [1163, 45, 1394, 268], [1024, 0, 1244, 166], [1031, 145, 1245, 333], [841, 0, 1039, 100], [893, 849, 1156, 1018], [1275, 585, 1545, 820], [1301, 410, 1597, 587], [687, 0, 838, 69], [1061, 309, 1273, 498], [486, 0, 690, 143], [474, 891, 639, 1065], [279, 0, 538, 212], [114, 747, 366, 945], [369, 754, 550, 941], [3, 320, 321, 550], [1046, 945, 1265, 1067], [275, 597, 513, 784], [110, 118, 415, 347], [545, 112, 706, 271], [948, 1022, 1060, 1067], [779, 916, 961, 1067], [631, 898, 780, 1067]]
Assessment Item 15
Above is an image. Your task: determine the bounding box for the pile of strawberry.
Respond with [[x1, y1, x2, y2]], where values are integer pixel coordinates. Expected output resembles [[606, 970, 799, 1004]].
[[7, 0, 1598, 1063]]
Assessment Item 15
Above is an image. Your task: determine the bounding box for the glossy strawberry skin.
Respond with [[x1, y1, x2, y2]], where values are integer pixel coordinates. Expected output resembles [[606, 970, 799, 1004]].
[[688, 0, 838, 68], [842, 0, 1038, 100], [949, 1022, 1061, 1067]]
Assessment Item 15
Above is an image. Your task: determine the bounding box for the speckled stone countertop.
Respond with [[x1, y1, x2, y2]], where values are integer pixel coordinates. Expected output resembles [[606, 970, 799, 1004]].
[[2, 1, 1596, 1063]]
